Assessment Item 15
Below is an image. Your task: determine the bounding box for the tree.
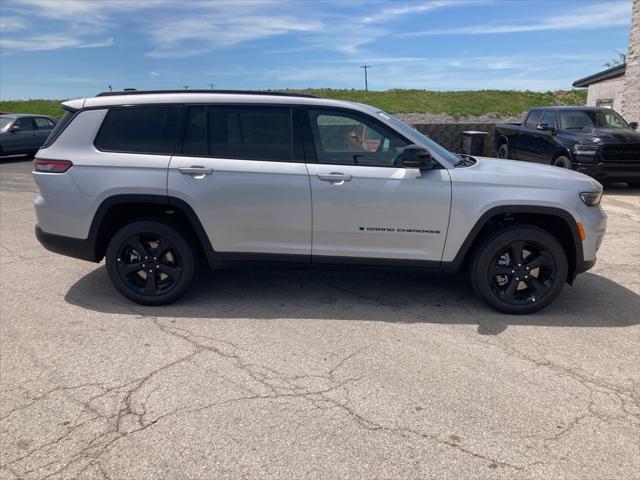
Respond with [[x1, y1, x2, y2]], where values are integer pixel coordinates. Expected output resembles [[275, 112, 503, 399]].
[[604, 51, 627, 68]]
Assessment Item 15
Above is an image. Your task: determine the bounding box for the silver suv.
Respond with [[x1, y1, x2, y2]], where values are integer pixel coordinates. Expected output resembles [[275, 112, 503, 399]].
[[33, 90, 607, 313]]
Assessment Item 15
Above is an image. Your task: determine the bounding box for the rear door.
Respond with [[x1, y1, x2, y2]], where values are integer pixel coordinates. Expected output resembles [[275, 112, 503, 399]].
[[303, 107, 451, 262], [33, 117, 56, 147], [516, 110, 543, 162], [168, 104, 311, 257]]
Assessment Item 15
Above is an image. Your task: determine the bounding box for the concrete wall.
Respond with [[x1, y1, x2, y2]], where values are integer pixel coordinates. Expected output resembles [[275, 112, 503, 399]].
[[413, 123, 498, 156], [586, 75, 625, 111], [622, 0, 640, 124]]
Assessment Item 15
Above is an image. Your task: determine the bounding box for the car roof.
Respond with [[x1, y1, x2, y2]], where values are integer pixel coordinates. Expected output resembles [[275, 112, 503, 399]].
[[529, 106, 610, 111], [0, 113, 54, 118], [63, 91, 379, 115]]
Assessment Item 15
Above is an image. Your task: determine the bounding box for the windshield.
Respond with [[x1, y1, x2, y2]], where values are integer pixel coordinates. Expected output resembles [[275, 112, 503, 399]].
[[377, 111, 461, 165], [0, 117, 13, 131], [559, 110, 630, 130]]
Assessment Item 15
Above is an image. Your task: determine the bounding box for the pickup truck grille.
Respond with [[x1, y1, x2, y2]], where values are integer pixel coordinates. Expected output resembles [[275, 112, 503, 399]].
[[599, 144, 640, 163]]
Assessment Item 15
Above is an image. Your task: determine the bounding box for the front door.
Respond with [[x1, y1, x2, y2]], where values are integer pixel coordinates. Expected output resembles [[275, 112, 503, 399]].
[[168, 105, 311, 257], [6, 117, 38, 152], [303, 108, 451, 262]]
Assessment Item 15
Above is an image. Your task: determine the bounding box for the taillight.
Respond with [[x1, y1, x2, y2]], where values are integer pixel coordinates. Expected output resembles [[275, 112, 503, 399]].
[[34, 159, 73, 173]]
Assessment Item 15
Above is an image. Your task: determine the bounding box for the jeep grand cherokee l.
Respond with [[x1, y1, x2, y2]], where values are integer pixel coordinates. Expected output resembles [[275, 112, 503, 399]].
[[33, 90, 607, 314]]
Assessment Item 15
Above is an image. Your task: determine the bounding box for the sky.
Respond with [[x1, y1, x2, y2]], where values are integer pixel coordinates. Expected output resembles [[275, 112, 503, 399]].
[[0, 0, 633, 99]]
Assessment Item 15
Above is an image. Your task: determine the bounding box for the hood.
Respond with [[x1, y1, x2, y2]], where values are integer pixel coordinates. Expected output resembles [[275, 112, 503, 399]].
[[450, 157, 602, 192], [562, 127, 640, 144]]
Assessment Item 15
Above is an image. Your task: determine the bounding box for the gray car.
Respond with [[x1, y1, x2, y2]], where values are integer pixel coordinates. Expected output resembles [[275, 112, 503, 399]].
[[0, 114, 57, 156], [32, 90, 607, 314]]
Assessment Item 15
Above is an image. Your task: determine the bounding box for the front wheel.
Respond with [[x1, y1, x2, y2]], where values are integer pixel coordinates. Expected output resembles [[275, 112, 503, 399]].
[[497, 144, 509, 159], [553, 155, 573, 169], [470, 226, 568, 314], [105, 220, 196, 305]]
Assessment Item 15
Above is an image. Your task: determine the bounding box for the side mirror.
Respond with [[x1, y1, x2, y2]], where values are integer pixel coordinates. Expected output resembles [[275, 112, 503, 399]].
[[402, 145, 432, 169], [9, 125, 21, 133], [630, 122, 638, 130]]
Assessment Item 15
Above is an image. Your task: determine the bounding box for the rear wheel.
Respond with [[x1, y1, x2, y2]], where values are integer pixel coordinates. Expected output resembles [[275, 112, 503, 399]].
[[497, 143, 509, 159], [105, 220, 196, 305], [470, 226, 568, 314], [553, 155, 573, 169]]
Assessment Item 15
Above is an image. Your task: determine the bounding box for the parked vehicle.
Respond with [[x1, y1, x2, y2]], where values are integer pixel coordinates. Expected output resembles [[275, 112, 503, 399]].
[[0, 114, 57, 156], [495, 107, 640, 187], [33, 90, 606, 314]]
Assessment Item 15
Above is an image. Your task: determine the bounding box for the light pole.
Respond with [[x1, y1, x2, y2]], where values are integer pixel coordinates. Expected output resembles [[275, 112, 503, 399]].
[[209, 83, 215, 90], [360, 65, 371, 91], [184, 85, 190, 90]]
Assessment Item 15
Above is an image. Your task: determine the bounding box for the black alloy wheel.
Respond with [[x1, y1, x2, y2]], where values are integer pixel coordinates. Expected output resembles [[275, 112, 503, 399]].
[[106, 221, 196, 305], [497, 144, 509, 159], [471, 226, 568, 314]]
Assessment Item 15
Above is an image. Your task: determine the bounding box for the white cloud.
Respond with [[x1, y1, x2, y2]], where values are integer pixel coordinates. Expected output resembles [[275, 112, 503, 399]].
[[0, 16, 27, 32], [0, 34, 113, 51], [405, 1, 631, 35], [362, 0, 486, 23]]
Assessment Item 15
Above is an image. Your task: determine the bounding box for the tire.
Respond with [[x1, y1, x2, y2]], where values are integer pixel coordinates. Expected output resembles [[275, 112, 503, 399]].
[[470, 225, 568, 314], [553, 155, 573, 169], [497, 143, 509, 159], [105, 220, 196, 306], [628, 182, 640, 188]]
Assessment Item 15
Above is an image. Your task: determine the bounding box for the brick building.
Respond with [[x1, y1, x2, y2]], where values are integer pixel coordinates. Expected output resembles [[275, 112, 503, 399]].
[[572, 0, 639, 123]]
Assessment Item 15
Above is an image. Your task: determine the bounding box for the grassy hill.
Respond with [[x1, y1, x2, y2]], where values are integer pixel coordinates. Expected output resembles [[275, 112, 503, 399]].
[[0, 89, 586, 119]]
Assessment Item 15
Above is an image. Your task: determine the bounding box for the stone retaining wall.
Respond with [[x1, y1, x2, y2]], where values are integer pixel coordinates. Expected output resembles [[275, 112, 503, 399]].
[[412, 123, 498, 156]]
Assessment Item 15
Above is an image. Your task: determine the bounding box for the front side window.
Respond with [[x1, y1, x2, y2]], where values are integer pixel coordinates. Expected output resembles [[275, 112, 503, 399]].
[[14, 118, 36, 131], [308, 109, 407, 166], [540, 111, 557, 129], [524, 111, 542, 129], [181, 105, 293, 162], [95, 106, 182, 154]]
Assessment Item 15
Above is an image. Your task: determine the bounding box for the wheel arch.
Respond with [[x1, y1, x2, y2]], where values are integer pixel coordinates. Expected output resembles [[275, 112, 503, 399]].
[[446, 205, 584, 283], [88, 194, 213, 262]]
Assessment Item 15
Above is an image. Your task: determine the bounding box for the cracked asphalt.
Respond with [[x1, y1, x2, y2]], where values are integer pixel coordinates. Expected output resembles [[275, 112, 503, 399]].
[[1, 157, 639, 479]]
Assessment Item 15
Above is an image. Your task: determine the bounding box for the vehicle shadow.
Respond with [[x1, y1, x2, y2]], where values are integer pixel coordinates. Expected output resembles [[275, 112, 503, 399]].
[[65, 265, 639, 335]]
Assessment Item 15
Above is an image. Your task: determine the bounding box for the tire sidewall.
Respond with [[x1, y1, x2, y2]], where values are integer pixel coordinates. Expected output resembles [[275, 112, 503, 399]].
[[497, 144, 509, 159], [471, 227, 568, 314], [105, 220, 196, 306], [553, 155, 573, 169]]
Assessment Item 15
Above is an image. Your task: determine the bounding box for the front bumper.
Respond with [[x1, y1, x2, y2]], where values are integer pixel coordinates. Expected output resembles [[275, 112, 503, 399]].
[[574, 161, 640, 183]]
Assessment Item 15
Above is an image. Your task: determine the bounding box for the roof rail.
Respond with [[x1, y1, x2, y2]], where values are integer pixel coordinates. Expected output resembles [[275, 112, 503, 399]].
[[95, 89, 318, 98]]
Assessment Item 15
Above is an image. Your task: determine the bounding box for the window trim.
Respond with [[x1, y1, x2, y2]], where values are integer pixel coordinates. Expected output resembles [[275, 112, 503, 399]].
[[300, 105, 414, 168], [174, 103, 301, 163], [93, 104, 185, 156]]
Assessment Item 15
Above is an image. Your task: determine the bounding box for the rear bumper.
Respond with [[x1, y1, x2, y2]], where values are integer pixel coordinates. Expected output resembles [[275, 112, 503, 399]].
[[574, 161, 640, 183], [35, 225, 98, 262]]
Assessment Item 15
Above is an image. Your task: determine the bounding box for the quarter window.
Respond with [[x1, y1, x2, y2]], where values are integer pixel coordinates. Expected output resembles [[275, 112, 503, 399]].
[[307, 110, 408, 166], [94, 106, 182, 155]]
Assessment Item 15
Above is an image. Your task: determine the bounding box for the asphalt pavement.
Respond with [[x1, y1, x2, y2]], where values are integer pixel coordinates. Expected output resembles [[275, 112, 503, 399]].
[[1, 157, 638, 479]]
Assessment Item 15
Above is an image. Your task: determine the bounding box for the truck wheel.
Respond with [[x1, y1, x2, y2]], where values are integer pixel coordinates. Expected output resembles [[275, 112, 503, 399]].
[[470, 225, 568, 314], [497, 144, 509, 159], [553, 156, 572, 169], [105, 220, 196, 306]]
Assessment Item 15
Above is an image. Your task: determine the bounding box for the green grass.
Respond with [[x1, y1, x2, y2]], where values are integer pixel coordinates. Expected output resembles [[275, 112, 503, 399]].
[[1, 89, 587, 119]]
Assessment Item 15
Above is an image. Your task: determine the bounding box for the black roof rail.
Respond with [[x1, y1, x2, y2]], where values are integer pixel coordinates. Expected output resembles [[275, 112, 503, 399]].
[[95, 89, 318, 98]]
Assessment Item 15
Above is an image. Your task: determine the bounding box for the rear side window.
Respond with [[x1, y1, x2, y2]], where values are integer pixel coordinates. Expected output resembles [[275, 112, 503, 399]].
[[181, 105, 293, 162], [34, 117, 55, 129], [95, 106, 182, 155]]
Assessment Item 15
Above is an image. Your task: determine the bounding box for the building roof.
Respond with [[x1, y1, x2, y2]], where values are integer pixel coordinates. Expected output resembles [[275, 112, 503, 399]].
[[572, 63, 626, 87]]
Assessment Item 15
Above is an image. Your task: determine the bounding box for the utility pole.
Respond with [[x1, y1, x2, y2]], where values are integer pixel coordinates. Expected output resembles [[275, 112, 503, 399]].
[[209, 83, 215, 90], [108, 85, 112, 92], [360, 65, 371, 91], [184, 85, 190, 90]]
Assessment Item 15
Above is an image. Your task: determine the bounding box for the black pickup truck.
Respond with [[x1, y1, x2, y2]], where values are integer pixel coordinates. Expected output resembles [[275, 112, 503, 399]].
[[495, 106, 640, 187]]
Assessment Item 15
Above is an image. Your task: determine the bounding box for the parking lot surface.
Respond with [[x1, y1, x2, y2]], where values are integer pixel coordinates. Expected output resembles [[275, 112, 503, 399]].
[[1, 158, 639, 479]]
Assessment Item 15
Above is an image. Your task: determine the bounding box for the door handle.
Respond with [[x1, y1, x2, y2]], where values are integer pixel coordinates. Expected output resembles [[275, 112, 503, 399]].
[[317, 172, 352, 184], [178, 166, 213, 176]]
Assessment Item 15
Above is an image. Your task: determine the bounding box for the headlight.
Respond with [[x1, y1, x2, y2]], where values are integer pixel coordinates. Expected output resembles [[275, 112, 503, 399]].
[[579, 191, 602, 206], [573, 144, 599, 156]]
